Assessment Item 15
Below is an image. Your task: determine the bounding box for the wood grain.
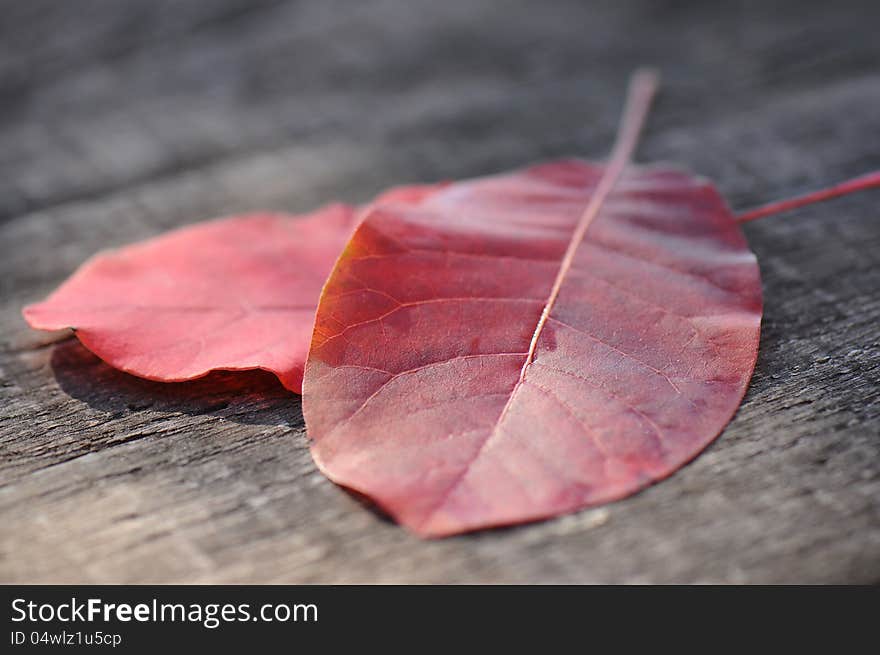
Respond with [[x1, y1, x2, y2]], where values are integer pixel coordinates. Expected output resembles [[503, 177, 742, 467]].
[[1, 0, 878, 583]]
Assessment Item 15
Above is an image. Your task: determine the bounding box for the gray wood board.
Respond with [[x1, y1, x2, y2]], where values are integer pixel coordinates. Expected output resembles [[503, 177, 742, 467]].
[[1, 0, 878, 583]]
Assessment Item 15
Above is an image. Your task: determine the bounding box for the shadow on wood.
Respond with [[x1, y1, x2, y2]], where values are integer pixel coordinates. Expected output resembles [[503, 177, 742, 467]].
[[49, 339, 303, 428]]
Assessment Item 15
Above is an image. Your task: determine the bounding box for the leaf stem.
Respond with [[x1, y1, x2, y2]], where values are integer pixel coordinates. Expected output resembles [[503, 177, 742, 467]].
[[519, 68, 659, 381], [736, 170, 880, 223], [416, 70, 661, 528]]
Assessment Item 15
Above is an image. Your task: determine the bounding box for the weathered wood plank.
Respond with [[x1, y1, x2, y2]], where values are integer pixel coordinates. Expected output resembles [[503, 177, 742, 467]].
[[1, 0, 878, 583]]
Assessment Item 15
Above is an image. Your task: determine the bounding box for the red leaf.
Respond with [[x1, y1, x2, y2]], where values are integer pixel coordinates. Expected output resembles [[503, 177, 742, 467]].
[[23, 185, 443, 393], [302, 74, 763, 536]]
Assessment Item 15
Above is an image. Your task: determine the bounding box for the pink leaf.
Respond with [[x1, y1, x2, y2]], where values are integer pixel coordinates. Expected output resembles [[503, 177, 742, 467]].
[[23, 185, 442, 393], [302, 72, 763, 536], [304, 160, 763, 536]]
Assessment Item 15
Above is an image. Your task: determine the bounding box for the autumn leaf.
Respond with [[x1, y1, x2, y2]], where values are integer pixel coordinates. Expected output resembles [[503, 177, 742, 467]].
[[23, 184, 443, 393], [302, 72, 765, 536]]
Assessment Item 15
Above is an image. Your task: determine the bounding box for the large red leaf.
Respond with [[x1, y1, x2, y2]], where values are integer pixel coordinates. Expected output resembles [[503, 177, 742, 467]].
[[305, 161, 762, 536], [303, 75, 763, 536], [23, 185, 442, 393]]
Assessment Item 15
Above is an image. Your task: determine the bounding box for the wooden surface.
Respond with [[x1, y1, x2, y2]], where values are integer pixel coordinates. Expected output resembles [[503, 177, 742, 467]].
[[1, 0, 878, 583]]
